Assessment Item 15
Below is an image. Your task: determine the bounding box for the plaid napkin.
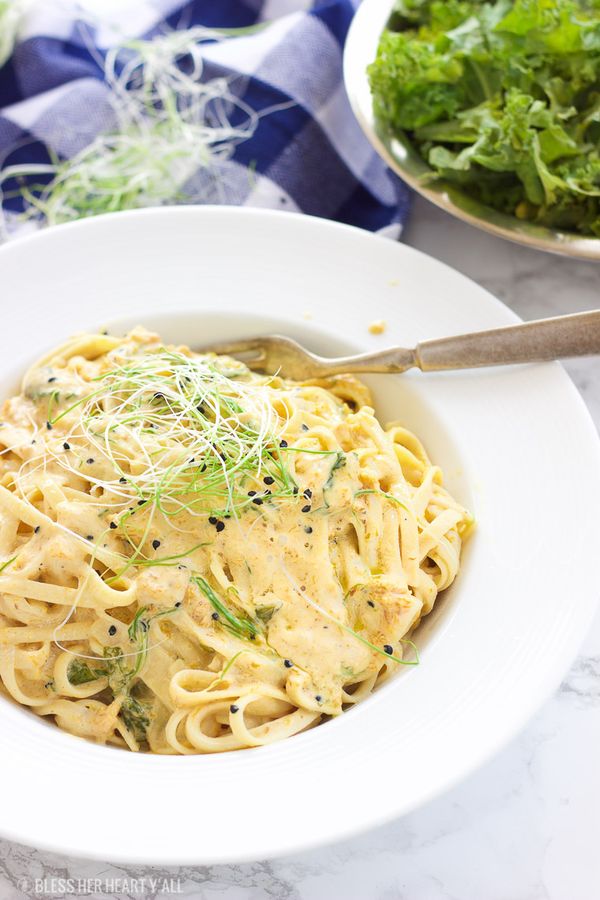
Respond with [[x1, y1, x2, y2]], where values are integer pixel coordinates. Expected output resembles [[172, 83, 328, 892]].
[[0, 0, 410, 236]]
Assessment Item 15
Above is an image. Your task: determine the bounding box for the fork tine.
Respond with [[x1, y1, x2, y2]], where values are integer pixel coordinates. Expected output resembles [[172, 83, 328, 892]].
[[199, 338, 266, 358], [244, 352, 269, 372]]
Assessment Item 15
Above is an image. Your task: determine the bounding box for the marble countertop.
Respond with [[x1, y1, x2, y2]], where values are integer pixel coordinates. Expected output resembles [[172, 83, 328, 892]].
[[1, 198, 598, 900]]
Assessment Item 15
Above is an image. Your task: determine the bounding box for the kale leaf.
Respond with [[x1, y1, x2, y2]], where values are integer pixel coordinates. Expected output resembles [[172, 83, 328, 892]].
[[369, 0, 600, 234]]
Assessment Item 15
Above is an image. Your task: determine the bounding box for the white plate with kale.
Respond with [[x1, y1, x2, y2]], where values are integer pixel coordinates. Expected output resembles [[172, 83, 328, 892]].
[[344, 0, 600, 259], [0, 206, 598, 864]]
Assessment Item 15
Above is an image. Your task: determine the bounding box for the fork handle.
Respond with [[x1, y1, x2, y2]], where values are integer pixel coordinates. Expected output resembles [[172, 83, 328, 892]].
[[414, 310, 600, 372]]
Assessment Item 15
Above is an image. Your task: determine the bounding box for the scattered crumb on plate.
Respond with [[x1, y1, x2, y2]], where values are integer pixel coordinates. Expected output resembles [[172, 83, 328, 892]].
[[368, 319, 386, 335]]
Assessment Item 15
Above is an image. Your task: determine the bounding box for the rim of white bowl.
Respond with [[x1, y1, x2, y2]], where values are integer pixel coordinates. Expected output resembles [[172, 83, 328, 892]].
[[0, 207, 597, 864]]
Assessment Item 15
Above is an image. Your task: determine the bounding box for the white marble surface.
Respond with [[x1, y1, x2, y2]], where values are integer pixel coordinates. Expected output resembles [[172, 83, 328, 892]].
[[1, 198, 598, 900]]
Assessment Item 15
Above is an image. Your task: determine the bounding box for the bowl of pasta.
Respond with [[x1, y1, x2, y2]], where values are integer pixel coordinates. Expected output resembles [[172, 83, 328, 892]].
[[0, 206, 598, 864]]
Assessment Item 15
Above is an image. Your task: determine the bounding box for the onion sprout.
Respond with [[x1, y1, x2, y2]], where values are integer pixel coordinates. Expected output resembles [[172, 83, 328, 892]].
[[280, 564, 419, 667], [0, 0, 27, 69], [49, 347, 296, 524], [192, 575, 260, 641], [0, 555, 17, 574], [127, 604, 180, 675], [354, 488, 411, 514], [0, 26, 264, 236]]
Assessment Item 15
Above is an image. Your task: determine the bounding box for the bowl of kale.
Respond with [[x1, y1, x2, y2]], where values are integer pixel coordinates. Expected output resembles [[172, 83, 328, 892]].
[[344, 0, 600, 258]]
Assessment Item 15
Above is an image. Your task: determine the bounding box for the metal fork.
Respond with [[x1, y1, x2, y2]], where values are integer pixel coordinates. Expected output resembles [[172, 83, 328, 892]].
[[202, 310, 600, 380]]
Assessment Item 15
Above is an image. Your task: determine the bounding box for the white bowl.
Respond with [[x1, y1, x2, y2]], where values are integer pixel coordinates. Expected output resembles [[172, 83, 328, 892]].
[[0, 207, 598, 864]]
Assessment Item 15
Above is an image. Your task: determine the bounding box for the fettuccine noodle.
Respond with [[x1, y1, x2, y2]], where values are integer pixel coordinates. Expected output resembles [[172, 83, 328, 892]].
[[0, 328, 472, 753]]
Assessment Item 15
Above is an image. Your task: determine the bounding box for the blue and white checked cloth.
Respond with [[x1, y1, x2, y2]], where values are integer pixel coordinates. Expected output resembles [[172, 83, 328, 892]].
[[0, 0, 410, 236]]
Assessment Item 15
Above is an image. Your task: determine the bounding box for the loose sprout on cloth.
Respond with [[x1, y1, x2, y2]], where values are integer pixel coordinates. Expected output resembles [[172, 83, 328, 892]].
[[0, 0, 410, 238]]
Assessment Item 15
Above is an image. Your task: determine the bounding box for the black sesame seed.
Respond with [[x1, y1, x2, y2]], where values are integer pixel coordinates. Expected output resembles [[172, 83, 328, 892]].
[[46, 421, 52, 430], [284, 659, 293, 668], [304, 526, 313, 534], [175, 601, 182, 608], [303, 488, 312, 499], [47, 377, 57, 383], [86, 458, 94, 464], [301, 423, 309, 431], [200, 463, 207, 472], [216, 521, 225, 533], [188, 457, 195, 464], [109, 522, 117, 530], [108, 625, 117, 636], [230, 704, 239, 714], [119, 477, 127, 483], [211, 612, 220, 621], [209, 516, 218, 525], [247, 490, 256, 497], [263, 476, 275, 485], [252, 497, 263, 505], [279, 439, 288, 448], [383, 644, 393, 655], [63, 442, 70, 450], [34, 526, 40, 534], [152, 539, 161, 550], [367, 600, 375, 608], [315, 695, 323, 703], [292, 486, 299, 495], [301, 505, 311, 513], [86, 535, 94, 542], [137, 499, 145, 506]]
